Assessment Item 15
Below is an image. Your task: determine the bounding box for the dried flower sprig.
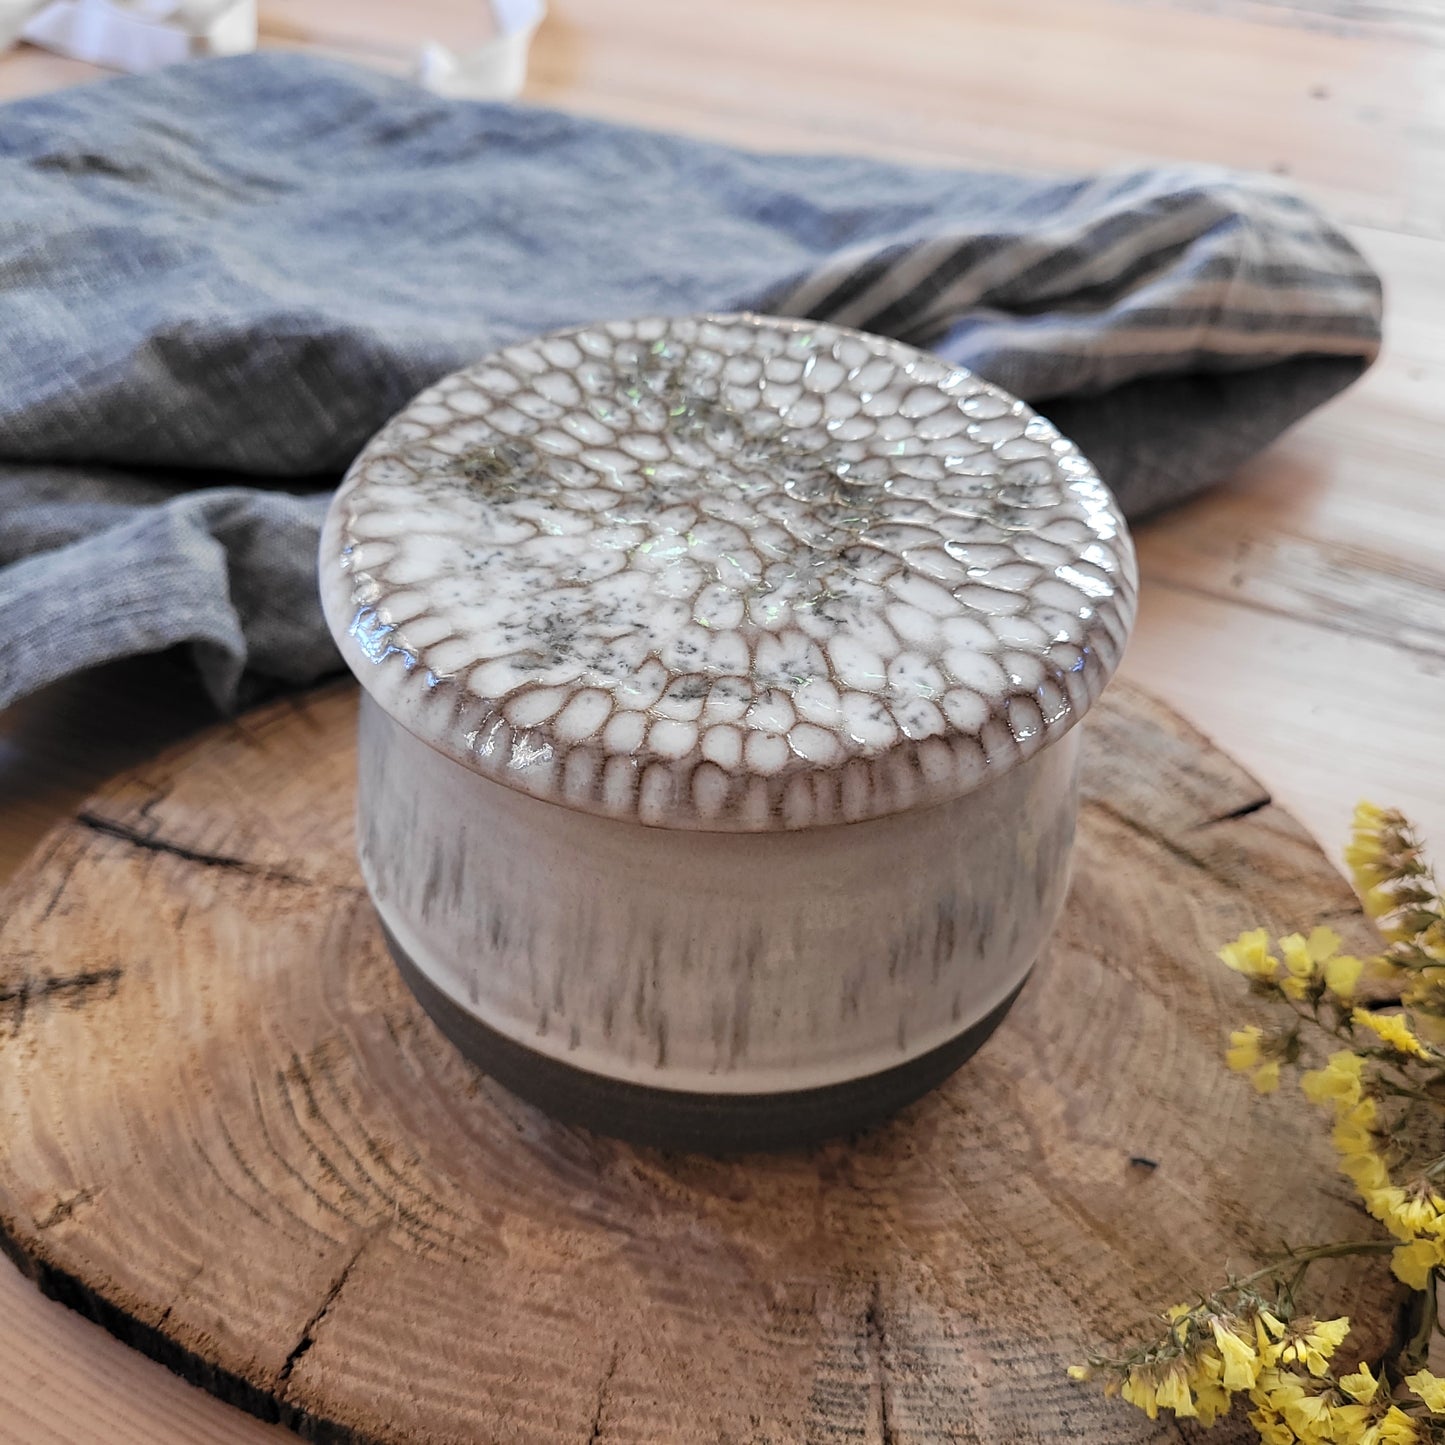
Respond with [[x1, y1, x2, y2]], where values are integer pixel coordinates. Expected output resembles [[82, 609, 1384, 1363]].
[[1071, 804, 1445, 1445]]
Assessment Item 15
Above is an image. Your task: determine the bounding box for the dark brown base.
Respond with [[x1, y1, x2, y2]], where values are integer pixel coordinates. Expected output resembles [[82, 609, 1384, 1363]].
[[383, 921, 1025, 1153]]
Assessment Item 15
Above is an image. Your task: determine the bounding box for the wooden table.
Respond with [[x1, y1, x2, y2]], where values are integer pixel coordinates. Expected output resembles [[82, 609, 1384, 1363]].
[[1, 2, 1442, 1439]]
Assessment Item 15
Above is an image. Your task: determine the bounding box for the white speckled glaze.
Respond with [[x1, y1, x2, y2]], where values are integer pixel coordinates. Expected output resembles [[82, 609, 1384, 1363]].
[[321, 314, 1136, 1128], [320, 313, 1134, 831]]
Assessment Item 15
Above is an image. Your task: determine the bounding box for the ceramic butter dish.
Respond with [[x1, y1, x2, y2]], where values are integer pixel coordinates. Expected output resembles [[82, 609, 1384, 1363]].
[[319, 313, 1137, 1150]]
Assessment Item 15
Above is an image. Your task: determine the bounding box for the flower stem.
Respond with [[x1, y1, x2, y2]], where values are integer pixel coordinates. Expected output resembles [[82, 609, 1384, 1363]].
[[1231, 1239, 1399, 1293], [1379, 1082, 1445, 1107], [1402, 1271, 1440, 1374]]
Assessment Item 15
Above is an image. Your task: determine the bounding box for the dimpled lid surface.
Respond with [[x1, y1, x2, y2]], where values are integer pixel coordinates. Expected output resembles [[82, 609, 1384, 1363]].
[[320, 314, 1137, 831]]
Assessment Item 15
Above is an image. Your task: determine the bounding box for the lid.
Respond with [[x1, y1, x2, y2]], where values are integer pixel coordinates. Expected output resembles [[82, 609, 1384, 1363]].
[[319, 313, 1136, 831]]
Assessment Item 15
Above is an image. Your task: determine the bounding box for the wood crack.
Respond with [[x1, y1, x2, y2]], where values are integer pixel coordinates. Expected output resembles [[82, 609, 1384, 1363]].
[[865, 1277, 894, 1445], [34, 1187, 99, 1230], [275, 1230, 377, 1393], [1199, 793, 1273, 825], [75, 811, 312, 888], [37, 851, 81, 923], [0, 967, 123, 1036], [585, 1341, 620, 1445]]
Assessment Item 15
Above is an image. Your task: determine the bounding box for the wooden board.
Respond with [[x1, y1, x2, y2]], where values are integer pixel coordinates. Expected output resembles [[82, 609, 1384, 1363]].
[[0, 679, 1406, 1443], [3, 3, 1444, 1438]]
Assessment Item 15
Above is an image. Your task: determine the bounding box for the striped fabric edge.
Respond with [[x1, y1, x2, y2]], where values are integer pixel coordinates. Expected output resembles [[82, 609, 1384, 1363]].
[[764, 167, 1381, 390]]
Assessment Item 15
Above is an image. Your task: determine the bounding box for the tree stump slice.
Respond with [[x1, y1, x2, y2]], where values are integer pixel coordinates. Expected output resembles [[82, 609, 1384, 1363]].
[[0, 680, 1405, 1444]]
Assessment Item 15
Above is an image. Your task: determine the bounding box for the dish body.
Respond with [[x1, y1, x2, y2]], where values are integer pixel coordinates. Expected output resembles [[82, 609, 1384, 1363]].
[[320, 313, 1136, 1150]]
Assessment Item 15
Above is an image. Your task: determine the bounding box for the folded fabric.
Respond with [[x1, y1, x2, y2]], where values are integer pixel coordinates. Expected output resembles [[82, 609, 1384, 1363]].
[[0, 53, 1381, 712]]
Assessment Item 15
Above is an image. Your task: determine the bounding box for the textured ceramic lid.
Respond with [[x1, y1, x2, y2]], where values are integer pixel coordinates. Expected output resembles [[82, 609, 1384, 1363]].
[[320, 313, 1136, 831]]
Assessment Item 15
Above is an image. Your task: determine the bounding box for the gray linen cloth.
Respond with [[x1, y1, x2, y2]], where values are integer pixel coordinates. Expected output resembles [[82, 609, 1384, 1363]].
[[0, 53, 1382, 711]]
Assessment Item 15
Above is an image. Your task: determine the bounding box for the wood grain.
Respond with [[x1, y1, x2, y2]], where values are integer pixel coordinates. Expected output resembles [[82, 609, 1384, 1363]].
[[1164, 0, 1445, 44], [0, 679, 1408, 1443], [1, 0, 1444, 1438], [524, 0, 1419, 232]]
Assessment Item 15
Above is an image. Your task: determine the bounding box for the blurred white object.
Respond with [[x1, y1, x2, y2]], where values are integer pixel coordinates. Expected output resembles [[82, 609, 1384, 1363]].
[[7, 0, 254, 70], [0, 0, 45, 50], [0, 0, 536, 91], [416, 0, 544, 100]]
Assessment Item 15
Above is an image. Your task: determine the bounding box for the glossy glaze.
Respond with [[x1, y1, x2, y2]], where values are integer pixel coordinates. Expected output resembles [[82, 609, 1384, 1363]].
[[321, 314, 1135, 831], [321, 314, 1135, 1138]]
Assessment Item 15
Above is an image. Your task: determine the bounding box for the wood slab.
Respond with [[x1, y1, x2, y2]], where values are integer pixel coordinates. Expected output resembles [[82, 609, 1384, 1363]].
[[0, 679, 1405, 1443]]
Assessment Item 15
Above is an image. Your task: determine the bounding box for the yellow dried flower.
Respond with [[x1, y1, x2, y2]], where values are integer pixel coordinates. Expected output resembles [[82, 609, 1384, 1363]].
[[1301, 1050, 1366, 1112], [1219, 928, 1281, 984], [1254, 1308, 1288, 1367], [1406, 1368, 1445, 1413], [1367, 953, 1408, 987], [1247, 1404, 1297, 1445], [1279, 927, 1345, 992], [1227, 1026, 1263, 1070], [1347, 802, 1407, 911], [1250, 1367, 1329, 1437], [1390, 1237, 1443, 1290], [1280, 933, 1317, 984], [1192, 1371, 1233, 1428], [1375, 1405, 1423, 1443], [1326, 1096, 1390, 1196], [1153, 1366, 1197, 1418], [1329, 1401, 1376, 1441], [1119, 1369, 1160, 1419], [1120, 1363, 1207, 1422], [1242, 1323, 1421, 1439], [1335, 1398, 1369, 1433], [1211, 1318, 1262, 1390], [1071, 805, 1445, 1445], [1364, 1183, 1445, 1242], [1324, 953, 1365, 997], [1332, 1098, 1380, 1158], [1281, 1390, 1334, 1436], [1404, 969, 1445, 1036], [1224, 922, 1364, 1005], [1339, 1362, 1381, 1404], [1226, 1026, 1284, 1094], [1347, 801, 1444, 954], [1339, 1146, 1392, 1194], [1352, 1008, 1432, 1059], [1275, 1316, 1350, 1377]]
